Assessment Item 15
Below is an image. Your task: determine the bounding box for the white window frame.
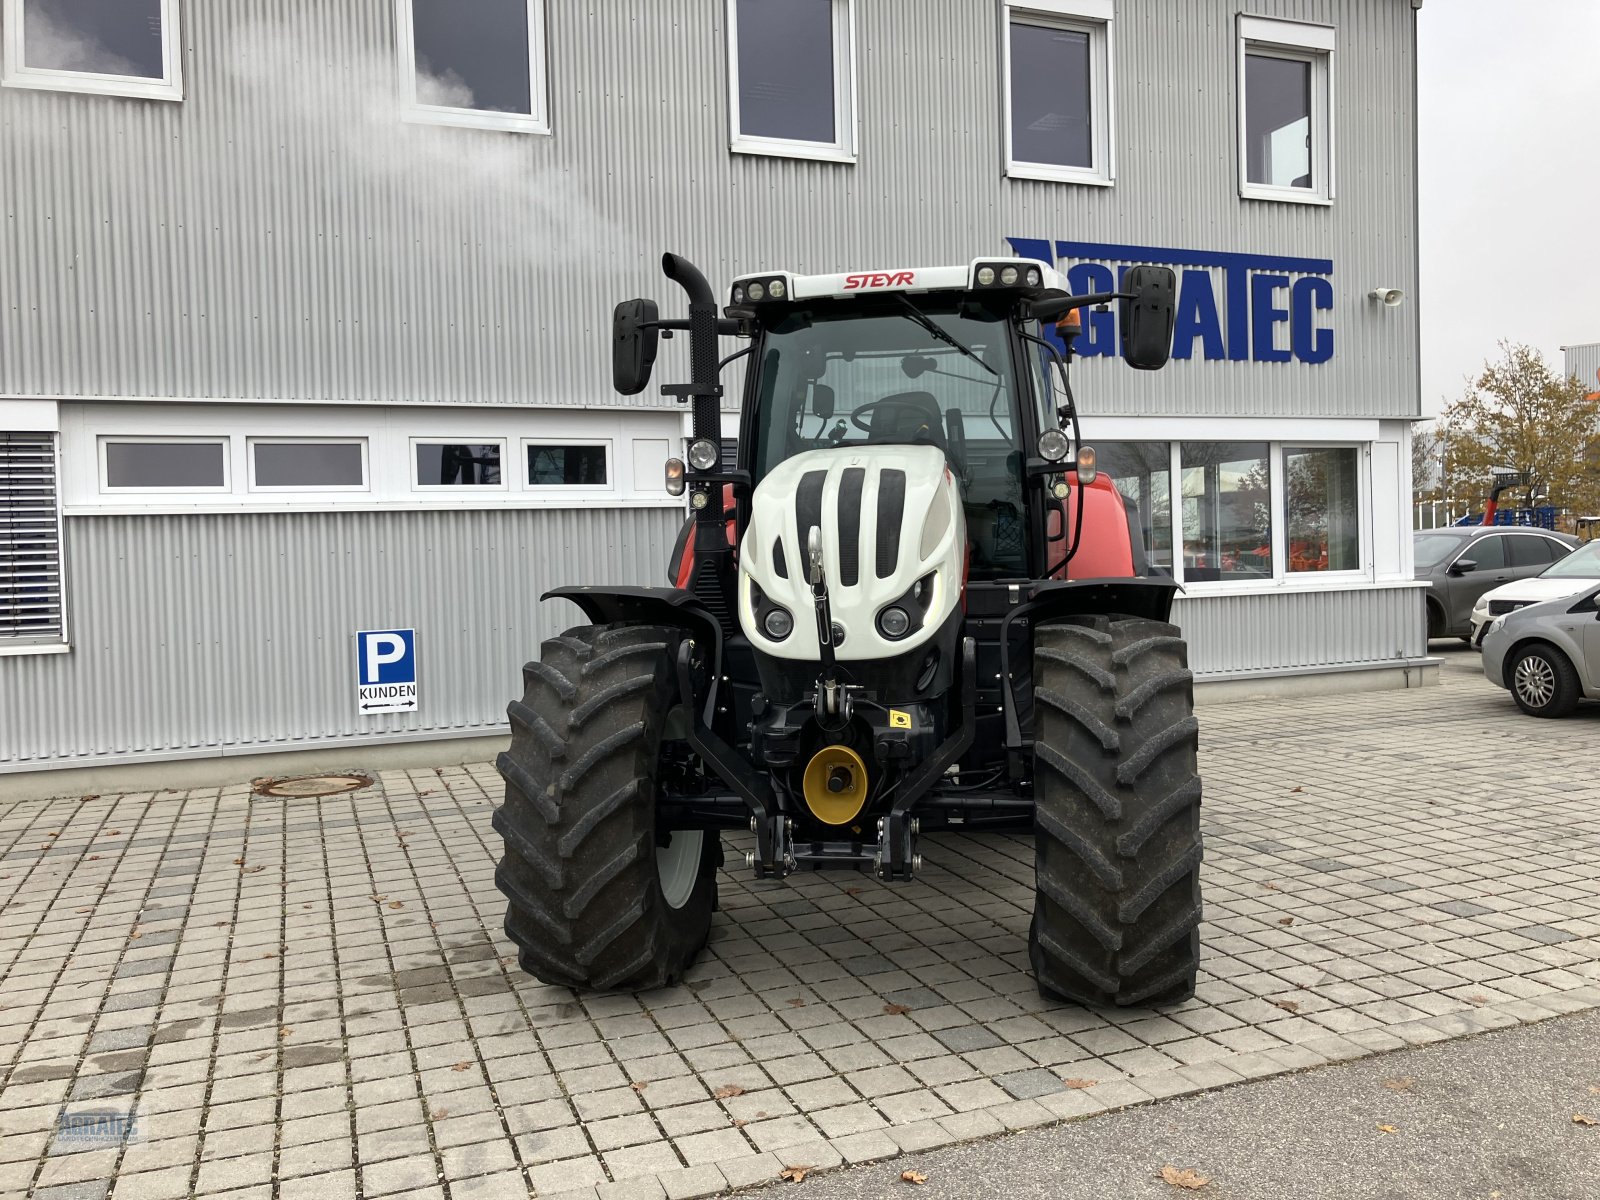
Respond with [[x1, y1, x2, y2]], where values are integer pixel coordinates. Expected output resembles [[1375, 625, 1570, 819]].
[[1278, 443, 1369, 580], [247, 437, 370, 494], [1237, 15, 1334, 205], [410, 436, 510, 492], [727, 0, 858, 164], [1, 0, 183, 101], [98, 435, 231, 495], [521, 438, 614, 492], [395, 0, 550, 135], [1002, 0, 1115, 187]]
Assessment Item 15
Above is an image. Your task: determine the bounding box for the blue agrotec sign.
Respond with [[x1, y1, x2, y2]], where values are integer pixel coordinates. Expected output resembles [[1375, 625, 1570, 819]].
[[1006, 238, 1335, 365]]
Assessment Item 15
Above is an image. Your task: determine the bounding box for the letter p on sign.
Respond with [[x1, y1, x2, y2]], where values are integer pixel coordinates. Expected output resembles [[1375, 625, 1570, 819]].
[[363, 633, 408, 683]]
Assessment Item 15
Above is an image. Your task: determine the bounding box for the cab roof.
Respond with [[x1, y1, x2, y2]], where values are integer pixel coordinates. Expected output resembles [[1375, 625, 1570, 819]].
[[727, 257, 1066, 307]]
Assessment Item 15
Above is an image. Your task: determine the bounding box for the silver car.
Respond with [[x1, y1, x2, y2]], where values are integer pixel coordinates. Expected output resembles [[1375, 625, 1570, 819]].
[[1480, 581, 1600, 717]]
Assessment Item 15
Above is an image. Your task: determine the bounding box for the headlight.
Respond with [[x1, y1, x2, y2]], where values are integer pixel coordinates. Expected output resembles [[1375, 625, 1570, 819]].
[[1487, 615, 1506, 635], [877, 606, 911, 639], [977, 266, 995, 286], [687, 439, 720, 471], [768, 279, 786, 299], [1038, 429, 1071, 462], [763, 608, 793, 640], [1001, 266, 1019, 285], [664, 457, 686, 496], [748, 281, 766, 301]]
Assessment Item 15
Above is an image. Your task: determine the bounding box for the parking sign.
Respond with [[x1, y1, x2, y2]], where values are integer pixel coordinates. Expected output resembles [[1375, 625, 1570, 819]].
[[356, 629, 417, 714]]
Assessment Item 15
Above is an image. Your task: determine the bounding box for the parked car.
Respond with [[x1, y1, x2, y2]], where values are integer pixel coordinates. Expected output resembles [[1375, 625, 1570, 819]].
[[1481, 582, 1600, 716], [1413, 527, 1578, 641], [1469, 538, 1600, 646]]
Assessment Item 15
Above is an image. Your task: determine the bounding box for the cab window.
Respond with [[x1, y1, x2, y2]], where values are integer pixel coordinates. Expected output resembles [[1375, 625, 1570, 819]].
[[1463, 536, 1506, 571], [748, 303, 1028, 576]]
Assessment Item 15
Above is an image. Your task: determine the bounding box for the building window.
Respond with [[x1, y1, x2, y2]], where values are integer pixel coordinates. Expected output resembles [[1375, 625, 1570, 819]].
[[414, 441, 504, 488], [249, 439, 367, 491], [1, 0, 183, 101], [526, 443, 608, 487], [1, 433, 65, 647], [1238, 17, 1333, 203], [1285, 446, 1360, 572], [728, 0, 856, 162], [1097, 442, 1172, 573], [1181, 442, 1272, 582], [1003, 0, 1113, 186], [397, 0, 548, 134], [101, 438, 228, 492]]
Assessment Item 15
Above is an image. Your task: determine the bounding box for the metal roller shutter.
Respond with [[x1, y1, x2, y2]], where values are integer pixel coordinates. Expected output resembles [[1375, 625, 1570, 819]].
[[0, 433, 65, 643]]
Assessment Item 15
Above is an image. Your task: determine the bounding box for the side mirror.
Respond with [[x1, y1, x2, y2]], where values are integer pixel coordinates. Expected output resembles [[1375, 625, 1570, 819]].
[[612, 298, 660, 395], [1120, 265, 1177, 371], [1449, 558, 1477, 575], [812, 383, 836, 421]]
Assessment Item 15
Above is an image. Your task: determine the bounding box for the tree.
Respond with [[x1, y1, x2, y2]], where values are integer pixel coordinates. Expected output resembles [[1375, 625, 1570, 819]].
[[1438, 343, 1600, 521]]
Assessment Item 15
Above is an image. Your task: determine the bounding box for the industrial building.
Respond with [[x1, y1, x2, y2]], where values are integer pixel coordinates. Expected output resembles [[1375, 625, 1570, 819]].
[[0, 0, 1427, 784]]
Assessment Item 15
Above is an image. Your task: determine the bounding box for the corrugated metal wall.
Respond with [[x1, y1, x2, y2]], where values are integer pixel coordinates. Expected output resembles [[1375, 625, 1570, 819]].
[[1566, 343, 1600, 393], [1172, 584, 1425, 675], [0, 508, 682, 768], [0, 0, 1418, 418]]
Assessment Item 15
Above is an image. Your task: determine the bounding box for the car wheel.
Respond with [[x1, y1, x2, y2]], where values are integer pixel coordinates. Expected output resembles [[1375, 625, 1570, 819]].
[[1426, 601, 1443, 641], [1508, 644, 1581, 718]]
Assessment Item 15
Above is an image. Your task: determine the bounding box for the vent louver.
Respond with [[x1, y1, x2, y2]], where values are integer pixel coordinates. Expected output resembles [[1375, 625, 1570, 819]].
[[0, 434, 65, 644]]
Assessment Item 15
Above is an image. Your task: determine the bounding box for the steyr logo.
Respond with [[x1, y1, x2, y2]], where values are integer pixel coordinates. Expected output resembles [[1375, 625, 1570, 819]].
[[844, 271, 915, 290]]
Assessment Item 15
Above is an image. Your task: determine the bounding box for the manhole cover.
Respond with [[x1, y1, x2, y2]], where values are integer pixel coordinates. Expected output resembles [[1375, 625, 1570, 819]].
[[253, 773, 372, 799]]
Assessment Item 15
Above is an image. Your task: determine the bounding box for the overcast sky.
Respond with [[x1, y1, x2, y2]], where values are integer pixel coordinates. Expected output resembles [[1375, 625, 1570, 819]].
[[1417, 0, 1600, 417]]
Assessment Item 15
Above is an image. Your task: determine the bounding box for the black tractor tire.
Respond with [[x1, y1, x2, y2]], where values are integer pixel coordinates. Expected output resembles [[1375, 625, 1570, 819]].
[[1507, 642, 1582, 718], [1029, 615, 1204, 1007], [492, 623, 719, 991]]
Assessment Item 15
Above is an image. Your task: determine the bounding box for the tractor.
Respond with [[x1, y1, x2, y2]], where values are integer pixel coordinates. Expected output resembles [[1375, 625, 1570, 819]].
[[491, 252, 1204, 1008]]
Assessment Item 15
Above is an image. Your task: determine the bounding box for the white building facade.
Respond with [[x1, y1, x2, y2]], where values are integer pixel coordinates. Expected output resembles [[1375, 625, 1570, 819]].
[[0, 0, 1427, 779]]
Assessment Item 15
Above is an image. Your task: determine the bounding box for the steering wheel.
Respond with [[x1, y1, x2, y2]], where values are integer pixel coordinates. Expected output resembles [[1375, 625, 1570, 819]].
[[849, 396, 942, 437]]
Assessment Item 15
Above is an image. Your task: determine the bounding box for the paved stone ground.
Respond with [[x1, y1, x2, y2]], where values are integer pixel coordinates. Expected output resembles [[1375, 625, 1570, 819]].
[[2, 647, 1598, 1200]]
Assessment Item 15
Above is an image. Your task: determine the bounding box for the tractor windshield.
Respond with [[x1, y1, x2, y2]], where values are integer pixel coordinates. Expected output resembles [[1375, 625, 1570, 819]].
[[747, 301, 1030, 576]]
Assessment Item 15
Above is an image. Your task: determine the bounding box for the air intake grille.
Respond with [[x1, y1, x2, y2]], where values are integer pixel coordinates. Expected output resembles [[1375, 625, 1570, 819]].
[[0, 433, 64, 643], [1488, 599, 1531, 617]]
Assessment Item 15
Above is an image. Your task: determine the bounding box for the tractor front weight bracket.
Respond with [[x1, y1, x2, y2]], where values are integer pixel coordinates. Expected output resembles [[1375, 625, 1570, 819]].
[[878, 637, 978, 882], [675, 640, 790, 878]]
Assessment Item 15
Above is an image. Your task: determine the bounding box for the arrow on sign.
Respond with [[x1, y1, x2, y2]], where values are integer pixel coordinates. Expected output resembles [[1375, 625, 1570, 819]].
[[361, 701, 417, 711]]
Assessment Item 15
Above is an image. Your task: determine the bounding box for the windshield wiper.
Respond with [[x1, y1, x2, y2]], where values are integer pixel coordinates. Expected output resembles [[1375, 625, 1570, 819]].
[[895, 296, 996, 376]]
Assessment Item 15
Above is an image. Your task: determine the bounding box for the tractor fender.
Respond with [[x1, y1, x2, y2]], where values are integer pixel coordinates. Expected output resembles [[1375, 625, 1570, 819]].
[[542, 586, 724, 683], [998, 577, 1183, 756]]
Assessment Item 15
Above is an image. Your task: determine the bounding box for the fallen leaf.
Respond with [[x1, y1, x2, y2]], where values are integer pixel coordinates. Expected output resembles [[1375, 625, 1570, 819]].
[[1382, 1077, 1415, 1092], [755, 1111, 769, 1120], [128, 930, 142, 940], [106, 829, 119, 835], [451, 1061, 471, 1072], [787, 998, 806, 1008], [1589, 1086, 1600, 1096], [370, 894, 386, 903], [233, 857, 245, 865], [630, 1081, 649, 1092], [45, 831, 58, 837], [713, 1084, 745, 1099], [87, 855, 100, 861], [1278, 917, 1294, 927], [1260, 881, 1281, 891], [76, 907, 92, 914], [1377, 1124, 1398, 1134], [261, 952, 276, 959], [1466, 994, 1489, 1006], [82, 796, 100, 802], [279, 1026, 293, 1038], [1272, 1000, 1300, 1014], [1574, 1114, 1598, 1126], [883, 1004, 911, 1016], [1289, 786, 1304, 793], [243, 865, 265, 874], [1063, 1078, 1098, 1089], [732, 1118, 748, 1128], [431, 1107, 449, 1120], [1159, 1166, 1209, 1190], [902, 1169, 929, 1184], [388, 901, 403, 910], [844, 887, 863, 896], [779, 1165, 813, 1183]]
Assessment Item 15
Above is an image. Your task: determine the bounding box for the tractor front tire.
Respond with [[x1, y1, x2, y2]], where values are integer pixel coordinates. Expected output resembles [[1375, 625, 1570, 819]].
[[1029, 615, 1204, 1007], [492, 623, 718, 991]]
